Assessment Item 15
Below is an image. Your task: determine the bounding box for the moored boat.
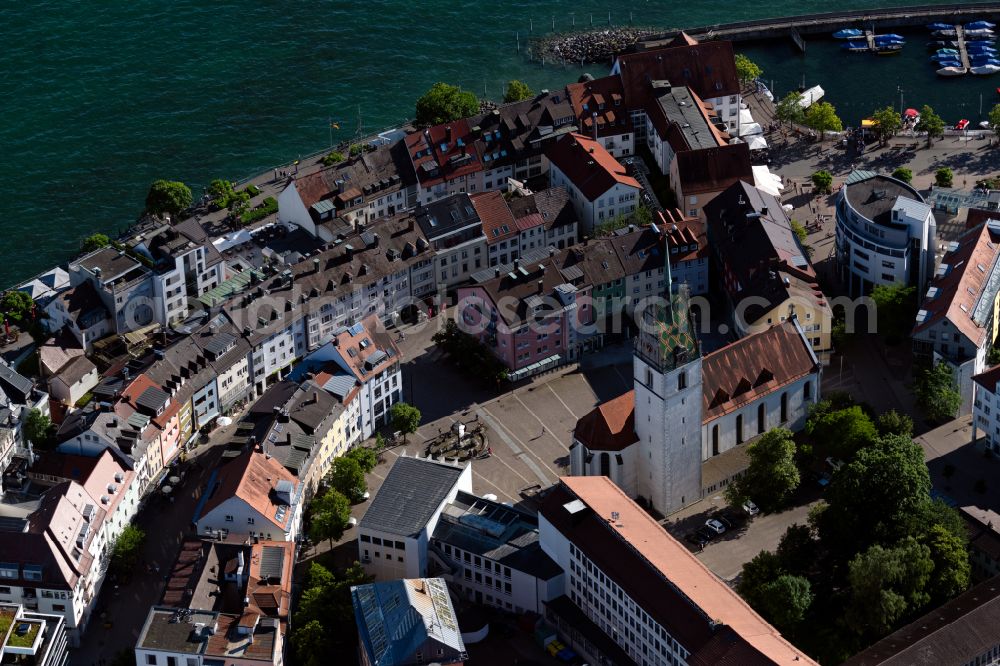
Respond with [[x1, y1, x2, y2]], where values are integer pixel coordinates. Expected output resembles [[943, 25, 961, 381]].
[[833, 28, 864, 39], [967, 21, 996, 30], [937, 66, 968, 76], [972, 64, 1000, 75], [927, 22, 952, 31]]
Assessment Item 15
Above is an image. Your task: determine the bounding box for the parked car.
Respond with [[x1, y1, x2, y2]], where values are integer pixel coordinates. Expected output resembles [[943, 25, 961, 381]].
[[825, 456, 845, 472], [742, 500, 760, 516], [712, 514, 734, 530], [705, 518, 727, 534], [696, 526, 718, 542]]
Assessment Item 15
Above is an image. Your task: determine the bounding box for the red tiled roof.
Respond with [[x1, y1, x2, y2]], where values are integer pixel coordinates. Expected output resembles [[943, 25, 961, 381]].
[[405, 118, 482, 188], [702, 320, 817, 422], [974, 364, 1000, 393], [659, 210, 709, 263], [675, 143, 752, 194], [566, 75, 632, 139], [514, 212, 545, 232], [545, 133, 640, 202], [332, 314, 401, 382], [200, 451, 297, 531], [615, 40, 740, 111], [914, 222, 1000, 347], [573, 390, 637, 452], [543, 477, 816, 665], [471, 191, 518, 244]]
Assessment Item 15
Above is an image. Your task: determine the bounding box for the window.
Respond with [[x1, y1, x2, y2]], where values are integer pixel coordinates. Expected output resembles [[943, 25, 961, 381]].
[[780, 392, 788, 422], [804, 381, 812, 400], [678, 372, 687, 390], [146, 657, 157, 666], [224, 515, 233, 523], [736, 414, 744, 444], [53, 604, 66, 612], [247, 517, 255, 525]]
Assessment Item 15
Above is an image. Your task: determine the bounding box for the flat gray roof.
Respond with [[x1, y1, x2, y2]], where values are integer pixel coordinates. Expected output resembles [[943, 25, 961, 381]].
[[656, 85, 718, 151]]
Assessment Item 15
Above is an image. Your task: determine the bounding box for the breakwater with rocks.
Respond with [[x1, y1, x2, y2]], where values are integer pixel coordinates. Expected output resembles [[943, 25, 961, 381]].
[[529, 28, 660, 64]]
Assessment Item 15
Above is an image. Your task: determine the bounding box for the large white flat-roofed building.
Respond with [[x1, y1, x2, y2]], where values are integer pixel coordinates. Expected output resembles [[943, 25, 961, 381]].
[[538, 476, 817, 666], [836, 170, 936, 297]]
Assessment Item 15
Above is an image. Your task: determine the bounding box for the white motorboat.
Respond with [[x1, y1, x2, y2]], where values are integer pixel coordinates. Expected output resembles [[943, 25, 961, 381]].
[[937, 66, 968, 76], [972, 64, 1000, 75]]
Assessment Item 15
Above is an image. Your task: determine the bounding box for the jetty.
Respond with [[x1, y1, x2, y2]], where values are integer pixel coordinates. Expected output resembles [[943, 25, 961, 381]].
[[631, 3, 1000, 51], [956, 25, 972, 70], [865, 29, 876, 51]]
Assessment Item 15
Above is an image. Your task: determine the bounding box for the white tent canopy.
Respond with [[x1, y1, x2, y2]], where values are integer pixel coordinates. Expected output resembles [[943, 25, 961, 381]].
[[747, 135, 768, 150], [752, 165, 784, 198], [739, 122, 764, 137], [738, 108, 755, 126]]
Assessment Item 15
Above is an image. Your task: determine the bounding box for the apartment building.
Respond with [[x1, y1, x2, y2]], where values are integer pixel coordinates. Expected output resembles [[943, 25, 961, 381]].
[[0, 603, 68, 666], [414, 193, 488, 290]]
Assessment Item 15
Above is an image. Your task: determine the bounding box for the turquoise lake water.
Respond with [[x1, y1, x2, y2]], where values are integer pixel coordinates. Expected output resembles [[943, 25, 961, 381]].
[[0, 0, 978, 287]]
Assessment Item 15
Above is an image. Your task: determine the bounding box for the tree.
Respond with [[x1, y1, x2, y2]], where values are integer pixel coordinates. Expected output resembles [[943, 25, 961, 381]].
[[990, 104, 1000, 140], [790, 219, 808, 244], [81, 233, 110, 253], [804, 101, 843, 141], [737, 550, 784, 605], [891, 167, 913, 184], [775, 92, 805, 129], [391, 402, 422, 444], [870, 283, 917, 342], [822, 435, 933, 551], [877, 409, 913, 438], [921, 523, 970, 602], [757, 575, 813, 632], [110, 525, 146, 576], [322, 151, 346, 166], [22, 408, 51, 447], [292, 561, 372, 660], [310, 489, 351, 547], [936, 167, 954, 188], [914, 362, 962, 423], [808, 405, 878, 460], [871, 106, 902, 146], [724, 428, 799, 512], [145, 180, 192, 217], [207, 179, 236, 208], [328, 457, 367, 503], [345, 446, 378, 474], [847, 538, 934, 636], [811, 170, 833, 194], [734, 54, 762, 87], [777, 524, 819, 576], [919, 105, 945, 146], [503, 80, 533, 103], [1, 291, 35, 323], [414, 82, 479, 127], [292, 620, 330, 666]]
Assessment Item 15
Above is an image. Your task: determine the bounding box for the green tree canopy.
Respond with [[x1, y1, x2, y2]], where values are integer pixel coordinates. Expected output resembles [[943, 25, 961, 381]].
[[22, 408, 51, 447], [804, 101, 843, 140], [822, 435, 933, 551], [310, 489, 351, 547], [345, 446, 378, 474], [110, 524, 146, 576], [876, 409, 913, 438], [990, 103, 1000, 137], [756, 574, 813, 633], [936, 167, 954, 188], [145, 179, 192, 217], [870, 283, 917, 342], [891, 167, 913, 184], [391, 402, 422, 443], [415, 82, 479, 127], [724, 428, 799, 512], [871, 106, 902, 146], [734, 54, 763, 86], [921, 523, 970, 602], [292, 561, 371, 660], [81, 233, 110, 253], [503, 80, 533, 103], [777, 523, 819, 576], [327, 457, 367, 503], [1, 291, 35, 323], [811, 170, 833, 194], [914, 362, 962, 423], [847, 538, 934, 636], [322, 151, 346, 166], [807, 405, 878, 460], [919, 105, 946, 146], [736, 550, 784, 606], [775, 92, 805, 128]]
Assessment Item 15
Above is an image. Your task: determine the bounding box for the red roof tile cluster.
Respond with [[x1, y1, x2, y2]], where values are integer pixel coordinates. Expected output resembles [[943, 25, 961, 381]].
[[659, 210, 708, 264], [200, 451, 297, 531], [471, 191, 518, 245], [545, 133, 640, 202], [566, 76, 631, 139], [702, 320, 817, 422], [614, 39, 740, 111], [675, 143, 752, 195], [405, 118, 482, 189], [573, 390, 637, 452], [914, 222, 1000, 348]]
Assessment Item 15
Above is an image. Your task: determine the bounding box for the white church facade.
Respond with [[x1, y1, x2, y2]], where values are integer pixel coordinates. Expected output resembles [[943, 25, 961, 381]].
[[570, 301, 821, 516]]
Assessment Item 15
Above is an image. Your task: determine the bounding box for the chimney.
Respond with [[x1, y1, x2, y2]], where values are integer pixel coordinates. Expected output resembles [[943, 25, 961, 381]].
[[592, 111, 599, 141], [494, 268, 501, 278], [549, 247, 556, 257], [537, 279, 544, 295], [445, 126, 452, 143], [313, 257, 320, 273], [514, 258, 520, 270], [313, 391, 318, 404]]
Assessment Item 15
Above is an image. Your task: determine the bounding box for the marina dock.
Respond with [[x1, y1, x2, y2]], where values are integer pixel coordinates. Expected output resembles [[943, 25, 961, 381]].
[[865, 30, 875, 51], [956, 25, 972, 70]]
